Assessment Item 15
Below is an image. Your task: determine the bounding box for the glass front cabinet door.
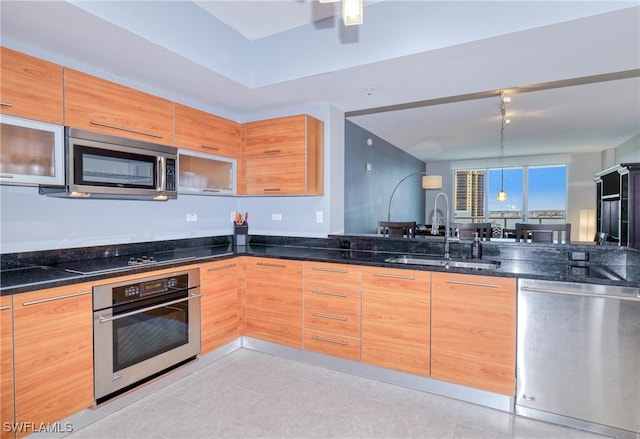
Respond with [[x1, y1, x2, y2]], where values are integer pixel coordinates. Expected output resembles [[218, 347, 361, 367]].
[[178, 149, 236, 196], [0, 115, 65, 186]]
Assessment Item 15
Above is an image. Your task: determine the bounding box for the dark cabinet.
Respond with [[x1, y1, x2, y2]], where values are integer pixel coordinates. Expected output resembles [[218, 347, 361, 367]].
[[595, 163, 640, 249]]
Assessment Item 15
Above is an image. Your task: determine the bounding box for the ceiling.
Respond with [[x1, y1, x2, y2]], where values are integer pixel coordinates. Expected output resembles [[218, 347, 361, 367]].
[[1, 1, 638, 162]]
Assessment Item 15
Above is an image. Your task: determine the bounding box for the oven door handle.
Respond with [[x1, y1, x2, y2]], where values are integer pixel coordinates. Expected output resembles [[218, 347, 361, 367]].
[[98, 293, 203, 323]]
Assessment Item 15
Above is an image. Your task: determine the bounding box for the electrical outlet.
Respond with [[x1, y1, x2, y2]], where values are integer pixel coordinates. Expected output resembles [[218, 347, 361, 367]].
[[366, 163, 372, 171], [230, 211, 236, 222], [272, 213, 282, 221], [186, 213, 198, 222], [316, 211, 323, 223]]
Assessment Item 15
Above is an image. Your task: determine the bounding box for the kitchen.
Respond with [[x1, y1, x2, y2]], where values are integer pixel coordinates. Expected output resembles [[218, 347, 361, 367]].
[[1, 1, 640, 439]]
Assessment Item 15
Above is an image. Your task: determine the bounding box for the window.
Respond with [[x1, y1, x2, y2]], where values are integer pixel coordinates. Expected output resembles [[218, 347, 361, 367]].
[[454, 165, 567, 229]]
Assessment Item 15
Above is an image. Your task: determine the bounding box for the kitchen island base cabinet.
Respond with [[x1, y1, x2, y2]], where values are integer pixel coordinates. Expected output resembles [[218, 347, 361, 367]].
[[431, 273, 516, 396], [361, 267, 430, 377], [13, 283, 94, 439], [245, 258, 303, 349], [200, 258, 244, 354]]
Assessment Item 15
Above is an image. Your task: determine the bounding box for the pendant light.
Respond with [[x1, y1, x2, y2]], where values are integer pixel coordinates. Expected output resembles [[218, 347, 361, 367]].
[[319, 0, 363, 26], [497, 91, 510, 202]]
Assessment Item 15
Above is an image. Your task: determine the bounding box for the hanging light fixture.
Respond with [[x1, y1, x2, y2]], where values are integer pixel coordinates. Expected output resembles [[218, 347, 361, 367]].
[[319, 0, 363, 26], [497, 91, 510, 202]]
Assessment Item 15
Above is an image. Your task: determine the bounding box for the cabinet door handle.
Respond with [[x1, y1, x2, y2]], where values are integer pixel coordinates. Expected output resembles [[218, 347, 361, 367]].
[[263, 188, 281, 192], [207, 263, 237, 271], [0, 102, 13, 107], [0, 305, 10, 311], [263, 149, 281, 154], [0, 174, 15, 179], [310, 289, 347, 298], [372, 273, 415, 280], [444, 279, 498, 288], [203, 188, 221, 193], [90, 121, 162, 139], [311, 267, 348, 273], [22, 290, 91, 307], [312, 312, 348, 322], [256, 261, 287, 268], [201, 145, 220, 151]]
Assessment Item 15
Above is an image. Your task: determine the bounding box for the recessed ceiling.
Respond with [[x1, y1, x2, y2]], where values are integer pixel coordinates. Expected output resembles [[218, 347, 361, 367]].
[[1, 0, 638, 162]]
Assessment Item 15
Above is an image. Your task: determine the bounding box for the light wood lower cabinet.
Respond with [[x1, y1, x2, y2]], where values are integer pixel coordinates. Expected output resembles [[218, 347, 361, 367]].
[[245, 258, 303, 348], [362, 267, 431, 377], [303, 262, 362, 361], [1, 296, 14, 439], [200, 258, 244, 354], [13, 283, 93, 438], [431, 272, 516, 395]]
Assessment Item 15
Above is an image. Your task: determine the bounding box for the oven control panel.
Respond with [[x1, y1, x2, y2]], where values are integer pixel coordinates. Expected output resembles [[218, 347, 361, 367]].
[[112, 273, 188, 304]]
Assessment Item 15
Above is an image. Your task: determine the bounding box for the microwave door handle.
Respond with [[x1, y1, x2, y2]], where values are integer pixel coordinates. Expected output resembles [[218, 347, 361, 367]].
[[157, 156, 165, 192]]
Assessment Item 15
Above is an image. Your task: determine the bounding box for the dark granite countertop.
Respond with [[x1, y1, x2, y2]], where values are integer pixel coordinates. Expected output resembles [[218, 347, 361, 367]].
[[2, 234, 639, 296]]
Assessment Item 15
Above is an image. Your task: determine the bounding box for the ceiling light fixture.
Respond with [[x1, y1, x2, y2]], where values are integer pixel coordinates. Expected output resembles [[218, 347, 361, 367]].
[[319, 0, 363, 26], [497, 91, 510, 202]]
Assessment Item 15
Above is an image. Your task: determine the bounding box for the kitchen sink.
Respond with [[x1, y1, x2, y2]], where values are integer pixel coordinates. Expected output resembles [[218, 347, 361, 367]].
[[384, 255, 500, 270]]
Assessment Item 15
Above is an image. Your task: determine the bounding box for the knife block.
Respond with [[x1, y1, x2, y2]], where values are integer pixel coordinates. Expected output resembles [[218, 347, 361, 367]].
[[234, 223, 248, 248]]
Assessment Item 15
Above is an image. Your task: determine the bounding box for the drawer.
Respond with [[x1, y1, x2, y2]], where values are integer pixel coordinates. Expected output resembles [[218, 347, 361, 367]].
[[304, 307, 361, 337], [304, 328, 361, 361], [304, 261, 362, 286], [304, 282, 361, 314]]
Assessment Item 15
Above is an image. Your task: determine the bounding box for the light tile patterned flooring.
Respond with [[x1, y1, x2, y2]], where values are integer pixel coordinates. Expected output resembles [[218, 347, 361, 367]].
[[67, 349, 611, 439]]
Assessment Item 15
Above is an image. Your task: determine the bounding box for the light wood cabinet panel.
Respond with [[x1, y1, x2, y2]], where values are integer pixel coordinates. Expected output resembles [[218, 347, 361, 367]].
[[64, 68, 174, 145], [0, 47, 63, 124], [303, 262, 361, 360], [175, 104, 240, 158], [1, 296, 14, 439], [245, 258, 303, 348], [304, 329, 361, 361], [200, 258, 243, 354], [242, 114, 323, 196], [362, 267, 430, 377], [431, 273, 516, 395], [13, 283, 93, 438]]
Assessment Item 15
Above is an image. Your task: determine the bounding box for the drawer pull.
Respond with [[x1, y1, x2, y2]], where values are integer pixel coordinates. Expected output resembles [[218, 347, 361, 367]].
[[0, 102, 13, 107], [311, 335, 347, 345], [263, 188, 281, 192], [444, 279, 498, 288], [312, 312, 348, 322], [201, 145, 220, 151], [263, 149, 281, 154], [310, 289, 347, 298], [90, 121, 162, 139], [22, 290, 90, 307], [0, 174, 14, 179], [257, 261, 287, 268], [311, 267, 348, 274], [0, 305, 10, 311], [207, 263, 237, 271], [372, 273, 415, 280]]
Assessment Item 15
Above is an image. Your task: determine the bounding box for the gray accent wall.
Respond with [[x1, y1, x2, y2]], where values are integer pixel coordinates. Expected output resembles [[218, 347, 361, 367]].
[[344, 120, 426, 234]]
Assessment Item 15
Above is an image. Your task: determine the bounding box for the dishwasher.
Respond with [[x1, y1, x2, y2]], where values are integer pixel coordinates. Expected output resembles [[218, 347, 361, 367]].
[[516, 279, 640, 439]]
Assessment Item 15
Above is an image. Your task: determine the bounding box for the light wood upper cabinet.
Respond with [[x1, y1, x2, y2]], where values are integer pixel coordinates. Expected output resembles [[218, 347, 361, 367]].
[[431, 273, 516, 396], [245, 257, 303, 348], [242, 114, 323, 196], [303, 262, 362, 361], [200, 258, 244, 354], [0, 47, 63, 124], [13, 283, 93, 438], [1, 296, 14, 439], [362, 267, 431, 377], [64, 68, 174, 145], [175, 104, 240, 158]]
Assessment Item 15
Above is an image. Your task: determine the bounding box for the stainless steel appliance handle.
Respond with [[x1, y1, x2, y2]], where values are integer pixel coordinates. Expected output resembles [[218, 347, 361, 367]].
[[157, 156, 165, 192], [90, 120, 162, 139], [520, 286, 640, 302], [98, 293, 203, 323]]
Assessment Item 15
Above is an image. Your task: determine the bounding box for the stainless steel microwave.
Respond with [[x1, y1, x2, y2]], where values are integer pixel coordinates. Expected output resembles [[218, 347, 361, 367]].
[[40, 127, 177, 200]]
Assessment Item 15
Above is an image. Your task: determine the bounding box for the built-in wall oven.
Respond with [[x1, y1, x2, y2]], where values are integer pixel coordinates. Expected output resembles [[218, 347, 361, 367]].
[[93, 267, 201, 403]]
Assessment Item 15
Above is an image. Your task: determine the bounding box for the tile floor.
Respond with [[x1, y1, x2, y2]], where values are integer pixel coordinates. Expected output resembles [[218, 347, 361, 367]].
[[67, 349, 611, 439]]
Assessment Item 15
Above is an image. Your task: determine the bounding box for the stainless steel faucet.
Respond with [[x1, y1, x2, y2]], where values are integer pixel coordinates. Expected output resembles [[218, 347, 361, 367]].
[[431, 192, 454, 259]]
